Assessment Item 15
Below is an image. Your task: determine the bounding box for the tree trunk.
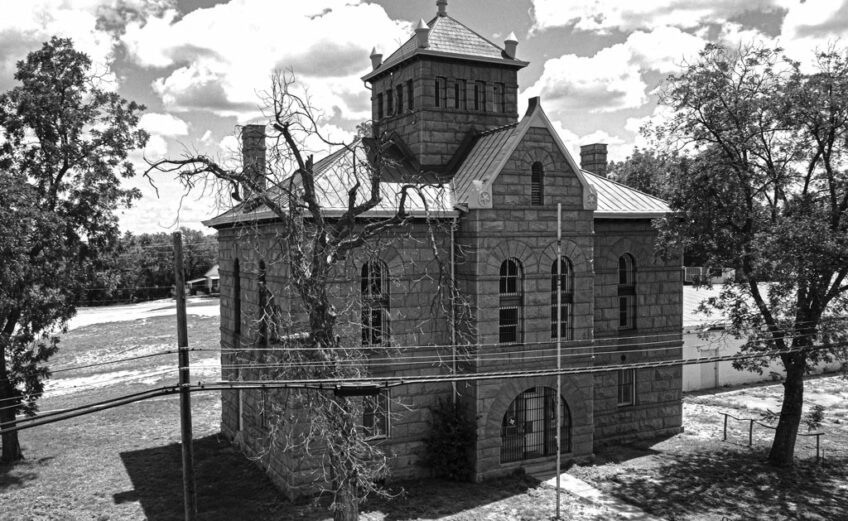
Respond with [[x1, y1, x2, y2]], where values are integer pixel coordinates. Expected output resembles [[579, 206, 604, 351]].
[[0, 341, 23, 464], [333, 479, 359, 521], [767, 359, 804, 467]]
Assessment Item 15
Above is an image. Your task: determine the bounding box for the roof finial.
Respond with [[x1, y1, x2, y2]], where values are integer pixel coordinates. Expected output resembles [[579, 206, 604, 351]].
[[437, 0, 447, 16], [370, 47, 383, 70], [504, 32, 518, 59]]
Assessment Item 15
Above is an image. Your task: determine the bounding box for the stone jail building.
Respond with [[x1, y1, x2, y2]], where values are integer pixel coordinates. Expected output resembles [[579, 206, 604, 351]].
[[204, 1, 683, 493]]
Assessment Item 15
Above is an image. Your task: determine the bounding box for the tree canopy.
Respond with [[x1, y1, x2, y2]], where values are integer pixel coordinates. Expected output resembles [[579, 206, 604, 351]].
[[655, 43, 848, 466], [0, 37, 147, 462]]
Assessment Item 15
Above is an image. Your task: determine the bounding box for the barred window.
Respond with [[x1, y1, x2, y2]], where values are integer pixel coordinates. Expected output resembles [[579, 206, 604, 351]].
[[495, 82, 506, 112], [454, 79, 467, 109], [395, 84, 404, 115], [499, 258, 522, 343], [618, 254, 636, 329], [501, 387, 570, 463], [618, 369, 635, 406], [531, 162, 544, 206], [376, 93, 384, 119], [551, 257, 574, 339], [386, 89, 394, 115], [474, 80, 487, 111], [360, 390, 389, 439], [407, 80, 414, 110], [361, 260, 389, 346], [435, 76, 448, 107]]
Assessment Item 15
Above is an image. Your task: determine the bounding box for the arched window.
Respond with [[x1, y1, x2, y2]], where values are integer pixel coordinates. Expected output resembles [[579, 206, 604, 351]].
[[361, 260, 389, 346], [499, 259, 523, 343], [233, 259, 241, 336], [531, 162, 544, 206], [618, 254, 636, 329], [551, 257, 574, 340], [501, 387, 571, 463]]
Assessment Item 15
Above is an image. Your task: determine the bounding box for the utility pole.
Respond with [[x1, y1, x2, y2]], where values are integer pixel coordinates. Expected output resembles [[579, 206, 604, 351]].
[[555, 203, 562, 521], [173, 232, 197, 521]]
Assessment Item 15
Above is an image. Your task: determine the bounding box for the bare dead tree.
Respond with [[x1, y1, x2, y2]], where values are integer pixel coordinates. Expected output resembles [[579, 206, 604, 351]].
[[146, 71, 466, 520]]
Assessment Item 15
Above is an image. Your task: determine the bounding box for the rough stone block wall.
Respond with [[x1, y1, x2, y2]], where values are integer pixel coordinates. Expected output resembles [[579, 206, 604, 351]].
[[371, 58, 519, 169], [215, 219, 457, 495], [591, 219, 683, 445], [455, 123, 599, 477]]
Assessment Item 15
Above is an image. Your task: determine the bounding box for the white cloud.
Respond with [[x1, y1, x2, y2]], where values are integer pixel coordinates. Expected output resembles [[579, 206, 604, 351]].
[[143, 134, 168, 158], [122, 0, 411, 121], [525, 27, 705, 114], [530, 0, 791, 33], [139, 112, 189, 136]]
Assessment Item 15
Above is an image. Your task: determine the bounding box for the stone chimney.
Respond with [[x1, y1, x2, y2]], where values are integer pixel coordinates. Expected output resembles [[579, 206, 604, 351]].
[[415, 19, 430, 48], [437, 0, 447, 16], [241, 124, 266, 193], [504, 32, 518, 59], [370, 46, 382, 70], [580, 143, 607, 177]]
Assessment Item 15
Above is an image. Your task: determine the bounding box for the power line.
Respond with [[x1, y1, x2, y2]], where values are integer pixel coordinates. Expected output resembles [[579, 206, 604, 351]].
[[1, 342, 840, 435]]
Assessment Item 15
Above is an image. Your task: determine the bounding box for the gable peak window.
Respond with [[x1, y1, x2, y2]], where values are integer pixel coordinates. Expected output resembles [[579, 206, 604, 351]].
[[531, 162, 544, 206], [551, 257, 574, 340], [361, 259, 389, 346], [617, 254, 636, 329], [498, 258, 523, 343]]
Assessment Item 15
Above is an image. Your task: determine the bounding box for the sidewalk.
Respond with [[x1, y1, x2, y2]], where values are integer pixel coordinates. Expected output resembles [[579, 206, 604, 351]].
[[545, 473, 665, 521]]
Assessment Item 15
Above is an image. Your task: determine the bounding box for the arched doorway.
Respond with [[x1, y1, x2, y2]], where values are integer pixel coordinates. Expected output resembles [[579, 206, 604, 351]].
[[501, 387, 571, 463]]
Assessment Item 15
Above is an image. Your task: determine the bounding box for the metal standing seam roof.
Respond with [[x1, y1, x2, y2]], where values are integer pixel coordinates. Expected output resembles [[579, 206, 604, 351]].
[[450, 114, 670, 218], [203, 142, 456, 228], [363, 15, 527, 81], [582, 171, 670, 217], [452, 123, 520, 204]]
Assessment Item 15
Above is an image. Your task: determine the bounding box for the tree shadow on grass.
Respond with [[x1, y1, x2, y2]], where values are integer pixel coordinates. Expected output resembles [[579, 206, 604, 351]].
[[601, 447, 848, 521], [115, 434, 288, 521], [361, 474, 543, 521], [0, 456, 52, 491]]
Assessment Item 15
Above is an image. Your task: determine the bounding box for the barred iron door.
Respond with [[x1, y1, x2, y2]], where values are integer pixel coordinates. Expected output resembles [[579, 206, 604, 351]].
[[501, 387, 570, 463]]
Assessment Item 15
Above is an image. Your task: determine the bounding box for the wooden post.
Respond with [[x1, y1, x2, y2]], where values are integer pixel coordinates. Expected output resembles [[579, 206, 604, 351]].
[[748, 419, 753, 447], [173, 232, 197, 521], [722, 414, 728, 441], [816, 433, 821, 463]]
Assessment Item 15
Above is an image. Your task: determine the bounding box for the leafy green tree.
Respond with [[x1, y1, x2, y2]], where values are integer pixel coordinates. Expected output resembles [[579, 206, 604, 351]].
[[607, 146, 682, 198], [655, 43, 848, 466], [0, 37, 147, 462]]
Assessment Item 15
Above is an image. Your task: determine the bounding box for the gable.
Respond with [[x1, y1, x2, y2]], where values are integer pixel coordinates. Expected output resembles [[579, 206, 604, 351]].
[[452, 97, 597, 211], [489, 126, 586, 210]]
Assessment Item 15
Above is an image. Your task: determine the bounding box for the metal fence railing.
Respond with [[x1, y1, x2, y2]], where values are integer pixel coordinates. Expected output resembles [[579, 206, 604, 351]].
[[721, 412, 825, 462]]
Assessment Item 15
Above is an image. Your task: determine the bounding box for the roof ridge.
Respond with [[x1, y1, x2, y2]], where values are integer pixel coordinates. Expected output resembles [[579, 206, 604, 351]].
[[478, 121, 519, 136], [581, 169, 669, 203]]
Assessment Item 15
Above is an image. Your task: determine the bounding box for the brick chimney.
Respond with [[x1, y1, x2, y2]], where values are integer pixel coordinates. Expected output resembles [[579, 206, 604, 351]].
[[580, 143, 607, 177], [241, 124, 266, 193]]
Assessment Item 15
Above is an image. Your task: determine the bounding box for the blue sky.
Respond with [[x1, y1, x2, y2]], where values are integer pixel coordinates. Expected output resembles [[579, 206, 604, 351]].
[[2, 0, 847, 233]]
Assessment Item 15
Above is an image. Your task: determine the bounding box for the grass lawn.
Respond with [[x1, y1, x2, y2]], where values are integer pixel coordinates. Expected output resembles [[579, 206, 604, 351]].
[[569, 375, 848, 521], [2, 301, 846, 520]]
